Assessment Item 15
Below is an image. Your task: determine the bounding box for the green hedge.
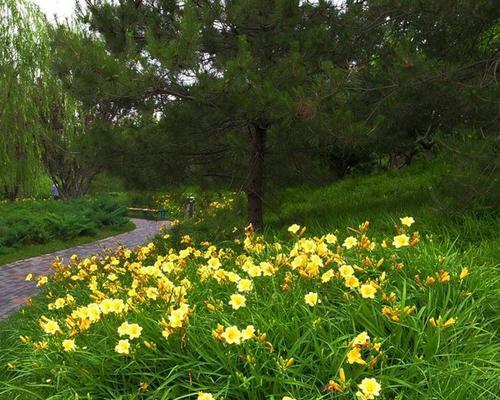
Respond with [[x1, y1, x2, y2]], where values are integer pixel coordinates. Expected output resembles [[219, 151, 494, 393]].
[[0, 197, 128, 255]]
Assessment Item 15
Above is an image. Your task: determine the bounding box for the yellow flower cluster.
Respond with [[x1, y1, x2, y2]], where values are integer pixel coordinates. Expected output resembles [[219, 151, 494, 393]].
[[197, 393, 215, 400], [39, 317, 61, 335], [346, 332, 381, 367], [21, 216, 471, 398], [228, 293, 246, 309], [304, 291, 320, 306], [161, 303, 191, 339], [415, 265, 469, 287], [115, 339, 131, 355], [429, 316, 456, 329], [62, 339, 76, 352], [118, 322, 143, 339], [212, 324, 260, 345], [207, 194, 235, 213]]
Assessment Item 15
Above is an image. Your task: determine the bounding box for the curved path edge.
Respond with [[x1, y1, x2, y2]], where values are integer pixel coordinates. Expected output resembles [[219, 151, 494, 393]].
[[0, 218, 167, 320]]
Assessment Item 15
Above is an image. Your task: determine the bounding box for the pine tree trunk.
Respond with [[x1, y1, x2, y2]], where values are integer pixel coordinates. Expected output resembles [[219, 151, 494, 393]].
[[247, 124, 266, 230]]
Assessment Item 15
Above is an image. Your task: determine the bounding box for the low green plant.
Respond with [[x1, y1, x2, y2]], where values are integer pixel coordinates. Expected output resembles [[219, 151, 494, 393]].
[[0, 223, 135, 267], [0, 196, 128, 257], [124, 189, 245, 228], [267, 162, 499, 264]]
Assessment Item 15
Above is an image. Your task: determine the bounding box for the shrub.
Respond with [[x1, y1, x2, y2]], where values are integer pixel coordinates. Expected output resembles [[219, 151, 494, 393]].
[[124, 189, 245, 229], [0, 196, 128, 255]]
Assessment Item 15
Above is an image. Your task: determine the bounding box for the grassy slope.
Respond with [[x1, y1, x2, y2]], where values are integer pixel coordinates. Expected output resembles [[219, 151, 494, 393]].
[[169, 159, 498, 264], [0, 221, 135, 267], [264, 161, 499, 263]]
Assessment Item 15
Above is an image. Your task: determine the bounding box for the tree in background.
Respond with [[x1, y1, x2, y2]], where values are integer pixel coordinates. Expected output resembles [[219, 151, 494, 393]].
[[0, 3, 104, 201], [31, 24, 124, 200], [51, 0, 498, 222], [0, 0, 50, 199], [343, 0, 500, 168], [37, 91, 104, 199], [0, 0, 100, 200], [56, 0, 356, 228]]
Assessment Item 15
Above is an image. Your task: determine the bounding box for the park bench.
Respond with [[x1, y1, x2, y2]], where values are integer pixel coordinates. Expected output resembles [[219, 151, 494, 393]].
[[127, 207, 168, 220]]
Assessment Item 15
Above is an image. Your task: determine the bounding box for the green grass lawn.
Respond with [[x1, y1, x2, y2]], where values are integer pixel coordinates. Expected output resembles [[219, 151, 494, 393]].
[[0, 221, 135, 266]]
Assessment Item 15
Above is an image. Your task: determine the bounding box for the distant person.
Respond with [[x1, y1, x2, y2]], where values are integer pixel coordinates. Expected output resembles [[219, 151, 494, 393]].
[[51, 183, 61, 200]]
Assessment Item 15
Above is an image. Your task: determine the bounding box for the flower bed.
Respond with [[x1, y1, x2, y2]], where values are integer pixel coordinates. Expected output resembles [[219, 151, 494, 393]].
[[1, 217, 498, 399]]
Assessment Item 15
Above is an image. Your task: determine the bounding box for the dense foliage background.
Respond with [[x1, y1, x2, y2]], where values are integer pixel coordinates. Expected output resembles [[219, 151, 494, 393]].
[[1, 0, 498, 228]]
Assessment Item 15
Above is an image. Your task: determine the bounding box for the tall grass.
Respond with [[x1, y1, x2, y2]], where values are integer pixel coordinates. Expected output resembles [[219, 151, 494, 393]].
[[168, 160, 498, 263]]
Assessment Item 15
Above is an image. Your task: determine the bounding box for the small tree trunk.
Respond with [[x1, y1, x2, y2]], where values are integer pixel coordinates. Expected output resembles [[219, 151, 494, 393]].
[[51, 166, 97, 200], [246, 124, 266, 230], [333, 156, 349, 179], [388, 152, 400, 169], [3, 185, 19, 201]]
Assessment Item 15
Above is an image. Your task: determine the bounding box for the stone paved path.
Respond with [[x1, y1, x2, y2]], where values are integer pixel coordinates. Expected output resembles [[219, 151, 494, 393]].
[[0, 218, 167, 320]]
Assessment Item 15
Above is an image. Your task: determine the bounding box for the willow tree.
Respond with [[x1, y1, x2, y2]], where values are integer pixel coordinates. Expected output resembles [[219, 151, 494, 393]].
[[0, 3, 102, 200], [0, 0, 51, 199], [37, 89, 104, 199]]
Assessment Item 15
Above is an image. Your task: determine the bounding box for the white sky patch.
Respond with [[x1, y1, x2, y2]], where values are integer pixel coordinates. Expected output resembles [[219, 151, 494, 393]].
[[30, 0, 345, 21], [30, 0, 78, 22]]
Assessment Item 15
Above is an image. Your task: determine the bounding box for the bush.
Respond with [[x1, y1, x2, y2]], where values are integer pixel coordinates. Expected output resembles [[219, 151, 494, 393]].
[[435, 133, 499, 215], [0, 196, 128, 255], [0, 218, 498, 399]]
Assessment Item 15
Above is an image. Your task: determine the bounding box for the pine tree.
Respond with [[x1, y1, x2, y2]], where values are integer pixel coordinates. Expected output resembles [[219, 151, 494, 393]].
[[57, 0, 499, 222], [71, 0, 347, 228]]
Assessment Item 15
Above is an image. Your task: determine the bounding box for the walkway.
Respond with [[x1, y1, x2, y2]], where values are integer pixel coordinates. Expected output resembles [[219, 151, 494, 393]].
[[0, 218, 167, 320]]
